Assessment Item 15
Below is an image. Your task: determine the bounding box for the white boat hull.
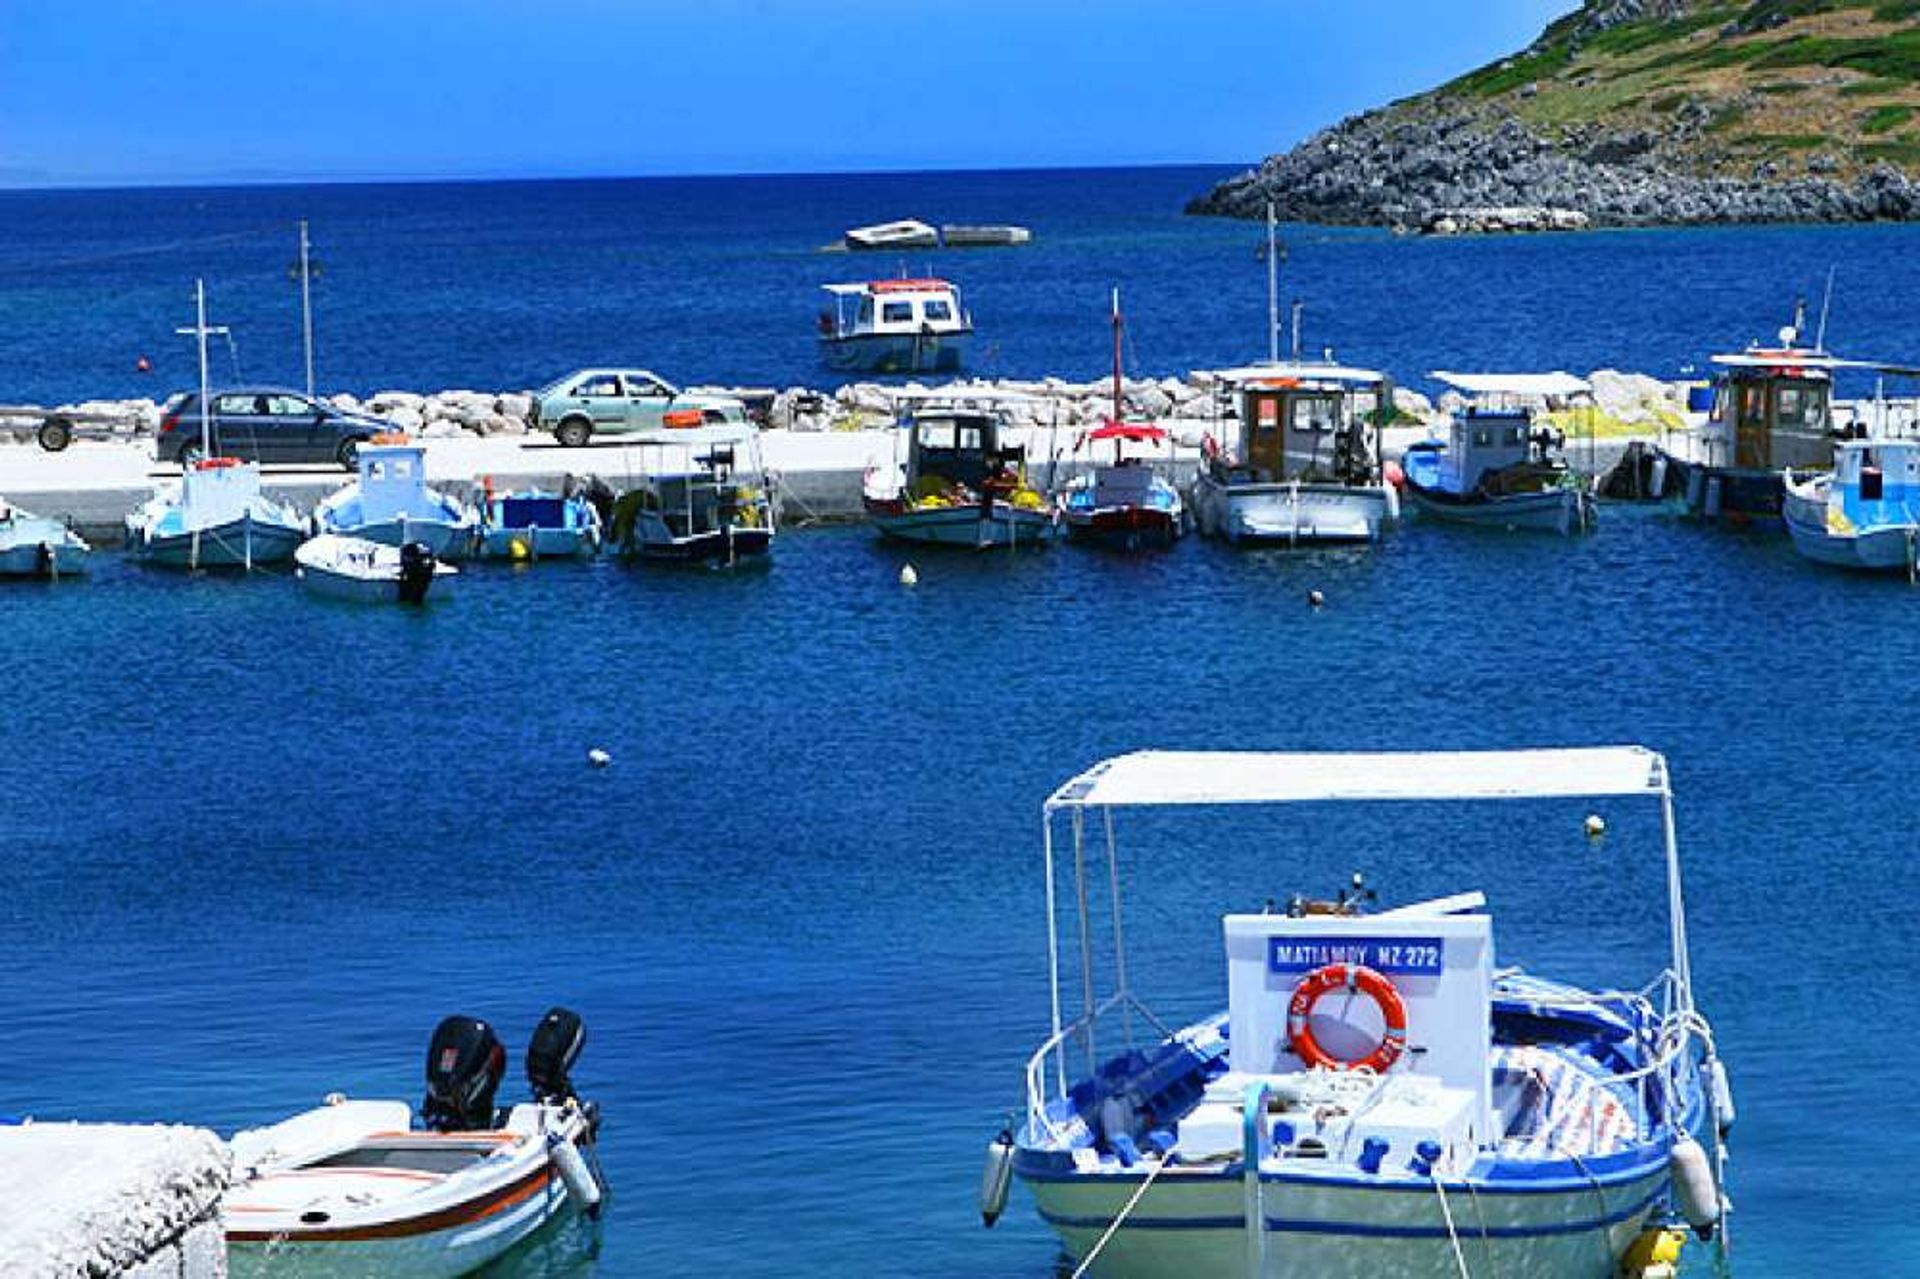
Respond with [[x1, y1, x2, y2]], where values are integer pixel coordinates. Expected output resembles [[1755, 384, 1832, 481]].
[[129, 516, 305, 568], [1023, 1160, 1664, 1279], [0, 523, 89, 576], [1190, 478, 1395, 545], [868, 501, 1056, 548], [1404, 484, 1596, 535], [321, 516, 473, 561], [1784, 488, 1918, 571]]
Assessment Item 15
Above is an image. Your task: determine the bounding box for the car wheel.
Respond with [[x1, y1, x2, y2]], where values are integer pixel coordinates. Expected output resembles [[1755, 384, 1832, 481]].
[[556, 418, 592, 448], [337, 438, 362, 471], [178, 439, 205, 468], [38, 418, 72, 452]]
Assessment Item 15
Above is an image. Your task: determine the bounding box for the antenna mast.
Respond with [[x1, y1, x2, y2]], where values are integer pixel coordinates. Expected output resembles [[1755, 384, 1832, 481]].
[[1266, 201, 1279, 365], [175, 279, 229, 460], [1814, 265, 1837, 353], [298, 220, 316, 398], [1110, 286, 1124, 424]]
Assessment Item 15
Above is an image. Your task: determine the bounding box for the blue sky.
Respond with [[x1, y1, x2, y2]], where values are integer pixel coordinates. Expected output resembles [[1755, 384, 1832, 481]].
[[0, 1, 1571, 187]]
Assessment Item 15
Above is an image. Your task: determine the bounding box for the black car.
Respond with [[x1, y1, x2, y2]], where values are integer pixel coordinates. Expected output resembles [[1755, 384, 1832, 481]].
[[156, 387, 387, 469]]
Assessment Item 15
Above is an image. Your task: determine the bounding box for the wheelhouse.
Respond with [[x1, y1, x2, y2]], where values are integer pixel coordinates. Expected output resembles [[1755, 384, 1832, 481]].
[[1211, 363, 1389, 485], [822, 279, 971, 339]]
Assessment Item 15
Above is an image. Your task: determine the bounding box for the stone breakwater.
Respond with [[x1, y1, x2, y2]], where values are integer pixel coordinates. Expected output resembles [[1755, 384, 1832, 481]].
[[0, 368, 1696, 446], [1189, 106, 1920, 230]]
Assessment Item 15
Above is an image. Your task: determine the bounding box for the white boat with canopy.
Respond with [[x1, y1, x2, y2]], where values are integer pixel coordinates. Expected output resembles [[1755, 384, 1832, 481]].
[[989, 746, 1732, 1279]]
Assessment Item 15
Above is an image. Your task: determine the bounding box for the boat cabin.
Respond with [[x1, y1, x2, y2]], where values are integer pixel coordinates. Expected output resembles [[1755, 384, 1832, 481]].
[[1704, 351, 1835, 471], [355, 441, 438, 524], [821, 279, 970, 341], [905, 408, 1022, 496], [1829, 438, 1920, 526], [1212, 364, 1385, 485], [1424, 371, 1587, 492]]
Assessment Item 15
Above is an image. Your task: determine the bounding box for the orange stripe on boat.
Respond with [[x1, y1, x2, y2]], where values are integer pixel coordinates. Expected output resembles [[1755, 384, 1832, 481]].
[[227, 1164, 558, 1244]]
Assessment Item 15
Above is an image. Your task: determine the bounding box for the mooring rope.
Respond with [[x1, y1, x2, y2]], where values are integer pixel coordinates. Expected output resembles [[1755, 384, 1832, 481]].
[[1069, 1154, 1176, 1279]]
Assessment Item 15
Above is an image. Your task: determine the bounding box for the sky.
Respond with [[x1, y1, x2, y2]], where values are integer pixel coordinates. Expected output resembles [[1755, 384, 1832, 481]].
[[0, 1, 1573, 187]]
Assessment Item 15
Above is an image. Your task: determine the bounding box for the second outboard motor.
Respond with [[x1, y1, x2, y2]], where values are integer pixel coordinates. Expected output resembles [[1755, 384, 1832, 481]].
[[526, 1006, 586, 1103], [423, 1015, 506, 1132], [397, 541, 437, 605]]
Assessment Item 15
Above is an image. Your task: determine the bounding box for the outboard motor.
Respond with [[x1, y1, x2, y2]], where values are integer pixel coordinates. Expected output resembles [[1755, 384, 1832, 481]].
[[526, 1006, 586, 1104], [396, 541, 437, 605], [422, 1015, 505, 1132]]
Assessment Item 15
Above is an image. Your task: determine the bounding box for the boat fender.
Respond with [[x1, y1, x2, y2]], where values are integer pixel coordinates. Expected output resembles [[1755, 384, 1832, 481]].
[[980, 1126, 1014, 1227], [1097, 1091, 1133, 1147], [1706, 1057, 1736, 1135], [549, 1132, 603, 1219], [1669, 1132, 1720, 1240]]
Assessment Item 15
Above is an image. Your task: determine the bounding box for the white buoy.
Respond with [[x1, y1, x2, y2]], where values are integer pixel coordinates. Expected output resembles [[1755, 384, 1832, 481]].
[[587, 748, 611, 769], [900, 564, 919, 586], [979, 1128, 1014, 1227], [1584, 813, 1607, 839], [1669, 1132, 1721, 1239], [1307, 589, 1325, 608], [549, 1134, 603, 1218]]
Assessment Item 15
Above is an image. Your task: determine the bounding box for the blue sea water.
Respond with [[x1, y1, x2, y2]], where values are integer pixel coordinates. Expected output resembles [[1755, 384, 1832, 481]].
[[3, 171, 1920, 1277]]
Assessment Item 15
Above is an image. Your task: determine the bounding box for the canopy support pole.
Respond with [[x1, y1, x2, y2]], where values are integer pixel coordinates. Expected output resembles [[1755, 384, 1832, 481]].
[[1043, 811, 1066, 1097], [1072, 806, 1098, 1077]]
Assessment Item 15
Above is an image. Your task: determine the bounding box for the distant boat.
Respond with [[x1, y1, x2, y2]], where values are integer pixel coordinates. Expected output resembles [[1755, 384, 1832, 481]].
[[939, 224, 1031, 248], [314, 439, 478, 560], [1056, 290, 1185, 550], [1783, 437, 1920, 575], [863, 392, 1057, 549], [295, 533, 454, 604], [0, 498, 89, 578], [844, 219, 939, 251], [1401, 371, 1597, 535], [225, 1009, 605, 1278], [819, 278, 973, 375], [609, 423, 776, 566], [476, 486, 603, 560]]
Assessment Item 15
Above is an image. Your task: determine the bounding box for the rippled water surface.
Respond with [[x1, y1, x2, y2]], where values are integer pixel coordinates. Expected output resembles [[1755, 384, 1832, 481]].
[[2, 510, 1916, 1275]]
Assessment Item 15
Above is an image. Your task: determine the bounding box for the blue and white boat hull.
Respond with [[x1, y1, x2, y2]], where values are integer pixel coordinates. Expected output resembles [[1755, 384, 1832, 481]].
[[820, 331, 969, 375], [867, 500, 1057, 548], [1403, 482, 1596, 535], [477, 526, 592, 559], [1784, 484, 1919, 572], [0, 515, 90, 577], [128, 515, 305, 569], [318, 515, 474, 561], [1190, 478, 1396, 545]]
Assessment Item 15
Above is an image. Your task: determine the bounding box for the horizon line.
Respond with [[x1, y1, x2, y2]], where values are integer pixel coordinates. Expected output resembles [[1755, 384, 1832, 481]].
[[0, 157, 1252, 198]]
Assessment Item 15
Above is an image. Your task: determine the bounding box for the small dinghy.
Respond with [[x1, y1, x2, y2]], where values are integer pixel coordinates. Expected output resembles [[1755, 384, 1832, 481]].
[[226, 1009, 606, 1279], [0, 497, 90, 578], [295, 534, 453, 604], [476, 483, 604, 561]]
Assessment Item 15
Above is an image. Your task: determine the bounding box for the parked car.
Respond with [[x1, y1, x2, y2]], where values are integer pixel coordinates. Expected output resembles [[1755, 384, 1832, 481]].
[[156, 387, 389, 470], [530, 369, 748, 447]]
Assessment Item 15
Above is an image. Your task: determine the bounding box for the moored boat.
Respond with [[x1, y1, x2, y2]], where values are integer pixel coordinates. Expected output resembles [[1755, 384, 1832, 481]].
[[863, 391, 1057, 549], [996, 746, 1732, 1279], [1188, 363, 1399, 545], [1783, 437, 1920, 575], [295, 534, 454, 604], [1401, 371, 1597, 535], [225, 1008, 606, 1279], [314, 439, 478, 560], [1056, 290, 1185, 550], [843, 218, 939, 251], [0, 498, 90, 577], [476, 485, 603, 561], [819, 278, 973, 375], [609, 423, 776, 566]]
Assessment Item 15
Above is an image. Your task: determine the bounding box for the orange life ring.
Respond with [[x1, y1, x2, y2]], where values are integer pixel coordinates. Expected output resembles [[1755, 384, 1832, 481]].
[[1286, 963, 1408, 1073]]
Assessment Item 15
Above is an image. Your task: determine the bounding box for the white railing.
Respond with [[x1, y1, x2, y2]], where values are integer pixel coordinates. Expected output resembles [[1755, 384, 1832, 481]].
[[1023, 990, 1172, 1143]]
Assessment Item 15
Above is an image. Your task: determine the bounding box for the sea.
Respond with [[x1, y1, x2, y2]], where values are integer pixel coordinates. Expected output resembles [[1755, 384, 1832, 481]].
[[3, 167, 1918, 1277]]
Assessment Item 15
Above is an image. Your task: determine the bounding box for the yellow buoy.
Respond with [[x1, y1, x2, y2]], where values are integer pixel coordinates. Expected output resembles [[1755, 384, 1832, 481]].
[[1620, 1225, 1686, 1277], [509, 537, 531, 562]]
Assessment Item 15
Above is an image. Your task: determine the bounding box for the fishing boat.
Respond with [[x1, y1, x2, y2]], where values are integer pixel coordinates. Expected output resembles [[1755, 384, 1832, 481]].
[[313, 438, 478, 560], [818, 278, 973, 375], [1056, 290, 1184, 550], [1187, 363, 1399, 544], [126, 282, 307, 570], [863, 391, 1057, 548], [0, 498, 89, 577], [475, 485, 603, 561], [1783, 437, 1920, 576], [295, 534, 455, 604], [225, 1009, 606, 1278], [988, 746, 1733, 1279], [1401, 372, 1597, 535], [1654, 304, 1920, 526], [609, 423, 776, 566]]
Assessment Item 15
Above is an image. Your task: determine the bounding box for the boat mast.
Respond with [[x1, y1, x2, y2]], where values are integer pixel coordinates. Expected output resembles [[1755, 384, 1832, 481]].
[[298, 220, 316, 399], [1111, 286, 1124, 442], [1266, 201, 1279, 365], [175, 279, 228, 461]]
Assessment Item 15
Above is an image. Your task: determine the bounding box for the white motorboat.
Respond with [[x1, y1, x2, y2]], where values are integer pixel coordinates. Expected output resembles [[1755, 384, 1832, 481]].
[[844, 218, 939, 251], [992, 746, 1732, 1279], [295, 533, 455, 604], [0, 498, 90, 577], [226, 1009, 606, 1279], [1188, 363, 1399, 544], [1401, 372, 1597, 535], [1784, 437, 1920, 575], [314, 438, 478, 560], [819, 278, 973, 375]]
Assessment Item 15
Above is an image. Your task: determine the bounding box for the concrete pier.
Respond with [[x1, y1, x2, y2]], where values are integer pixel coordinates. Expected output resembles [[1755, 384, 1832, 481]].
[[0, 1122, 229, 1276]]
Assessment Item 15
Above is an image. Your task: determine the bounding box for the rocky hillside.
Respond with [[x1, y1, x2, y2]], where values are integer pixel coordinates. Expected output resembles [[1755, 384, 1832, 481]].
[[1190, 0, 1920, 226]]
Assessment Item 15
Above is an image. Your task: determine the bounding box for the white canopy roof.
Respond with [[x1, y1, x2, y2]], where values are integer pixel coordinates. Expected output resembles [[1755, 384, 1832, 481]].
[[1046, 747, 1668, 810], [1432, 371, 1590, 397], [1712, 349, 1920, 376], [1212, 362, 1385, 387]]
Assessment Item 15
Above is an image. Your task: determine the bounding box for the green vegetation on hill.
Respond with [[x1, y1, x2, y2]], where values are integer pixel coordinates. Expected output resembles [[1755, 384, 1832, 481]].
[[1439, 0, 1920, 183]]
